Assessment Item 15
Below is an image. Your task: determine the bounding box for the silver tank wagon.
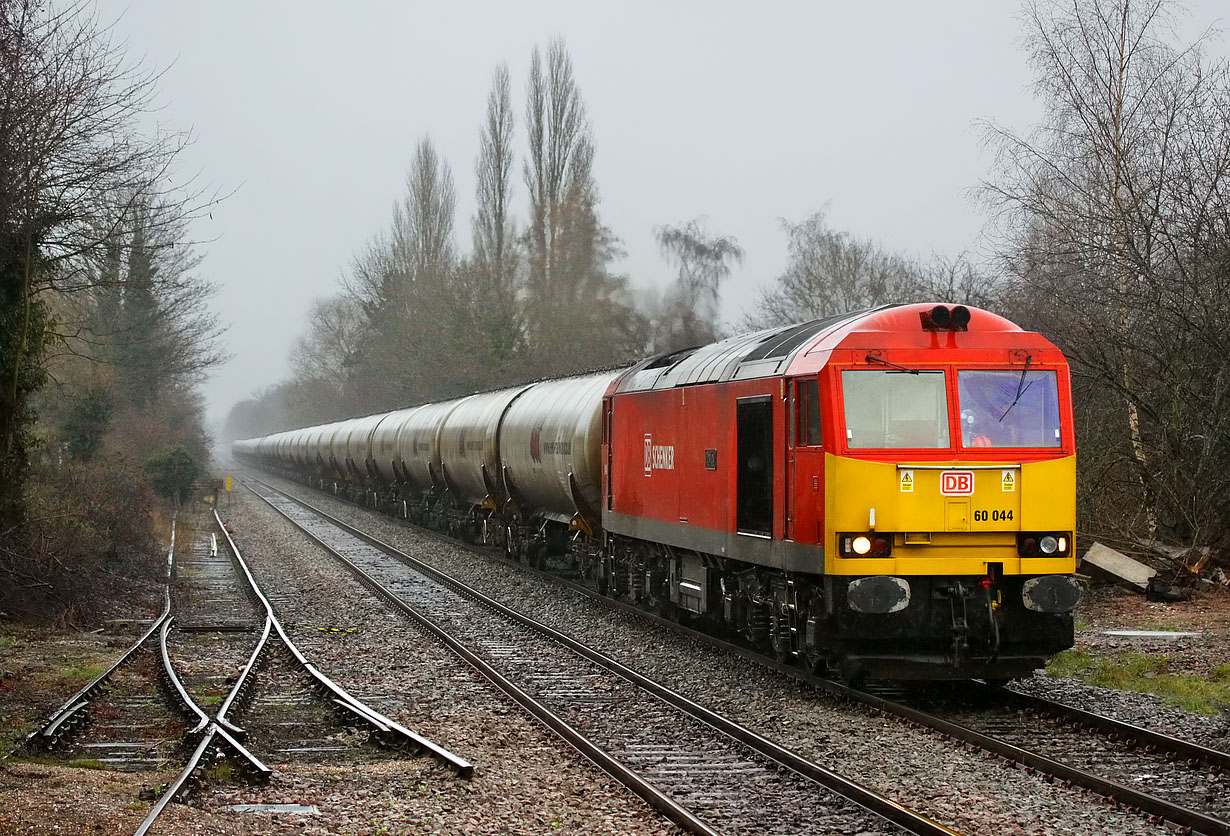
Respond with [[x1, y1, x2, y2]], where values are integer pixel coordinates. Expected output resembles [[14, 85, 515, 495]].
[[438, 385, 533, 507], [338, 413, 390, 484], [498, 371, 625, 526], [368, 408, 418, 485], [397, 398, 473, 493]]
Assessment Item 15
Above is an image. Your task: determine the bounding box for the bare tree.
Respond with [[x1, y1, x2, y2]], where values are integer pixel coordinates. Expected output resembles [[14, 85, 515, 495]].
[[918, 252, 1001, 309], [746, 209, 923, 329], [474, 63, 516, 300], [653, 217, 743, 351], [523, 40, 589, 319], [338, 137, 465, 410], [394, 137, 456, 295], [983, 0, 1230, 550], [521, 39, 644, 374], [469, 62, 524, 380]]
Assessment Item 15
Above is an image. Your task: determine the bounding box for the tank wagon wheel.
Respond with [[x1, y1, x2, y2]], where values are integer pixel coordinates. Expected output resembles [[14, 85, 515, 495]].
[[528, 541, 547, 570]]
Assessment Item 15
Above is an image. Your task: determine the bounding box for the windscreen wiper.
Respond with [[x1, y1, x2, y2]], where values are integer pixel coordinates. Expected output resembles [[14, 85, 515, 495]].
[[865, 355, 921, 374], [1000, 354, 1033, 422]]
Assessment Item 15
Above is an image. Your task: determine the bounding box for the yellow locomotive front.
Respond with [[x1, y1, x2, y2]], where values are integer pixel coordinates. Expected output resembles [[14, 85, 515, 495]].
[[814, 307, 1080, 681]]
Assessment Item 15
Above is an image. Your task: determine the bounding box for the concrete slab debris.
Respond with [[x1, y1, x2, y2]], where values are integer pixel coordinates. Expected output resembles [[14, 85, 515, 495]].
[[1081, 542, 1156, 590]]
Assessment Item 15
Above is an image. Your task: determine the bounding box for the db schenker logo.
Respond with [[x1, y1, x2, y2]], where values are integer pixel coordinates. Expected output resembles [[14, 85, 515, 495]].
[[940, 471, 975, 495], [643, 433, 674, 476]]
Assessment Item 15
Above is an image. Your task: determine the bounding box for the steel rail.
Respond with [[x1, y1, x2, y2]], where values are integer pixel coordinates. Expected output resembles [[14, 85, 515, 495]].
[[212, 509, 473, 777], [249, 478, 960, 836], [132, 724, 271, 836], [23, 519, 178, 751], [156, 616, 211, 736], [503, 546, 1230, 836], [247, 481, 722, 836], [983, 683, 1230, 771], [258, 472, 1230, 836], [491, 526, 1230, 836]]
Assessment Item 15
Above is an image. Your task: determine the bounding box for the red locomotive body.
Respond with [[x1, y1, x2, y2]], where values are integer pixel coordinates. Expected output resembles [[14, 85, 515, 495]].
[[601, 304, 1078, 678]]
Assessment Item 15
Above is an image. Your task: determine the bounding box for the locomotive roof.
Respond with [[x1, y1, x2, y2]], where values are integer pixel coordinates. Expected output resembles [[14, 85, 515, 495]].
[[614, 306, 890, 392], [613, 303, 1052, 393]]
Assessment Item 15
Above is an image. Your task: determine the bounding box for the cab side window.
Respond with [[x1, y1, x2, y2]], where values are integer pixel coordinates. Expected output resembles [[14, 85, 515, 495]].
[[796, 379, 822, 447]]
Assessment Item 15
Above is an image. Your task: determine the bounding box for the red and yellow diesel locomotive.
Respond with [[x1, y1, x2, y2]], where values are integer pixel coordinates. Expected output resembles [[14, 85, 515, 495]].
[[234, 303, 1081, 681]]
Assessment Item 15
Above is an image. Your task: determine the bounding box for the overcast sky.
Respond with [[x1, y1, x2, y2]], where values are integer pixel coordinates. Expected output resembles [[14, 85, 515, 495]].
[[93, 1, 1226, 430]]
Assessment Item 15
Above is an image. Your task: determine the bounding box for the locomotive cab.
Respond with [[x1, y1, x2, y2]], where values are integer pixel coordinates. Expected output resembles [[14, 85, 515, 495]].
[[807, 306, 1081, 680]]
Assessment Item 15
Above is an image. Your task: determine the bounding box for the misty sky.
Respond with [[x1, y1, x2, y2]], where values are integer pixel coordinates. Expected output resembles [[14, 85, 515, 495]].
[[93, 1, 1226, 429]]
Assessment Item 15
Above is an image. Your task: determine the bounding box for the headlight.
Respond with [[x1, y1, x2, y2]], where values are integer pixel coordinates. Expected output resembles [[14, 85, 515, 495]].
[[841, 533, 892, 557], [1018, 532, 1071, 557]]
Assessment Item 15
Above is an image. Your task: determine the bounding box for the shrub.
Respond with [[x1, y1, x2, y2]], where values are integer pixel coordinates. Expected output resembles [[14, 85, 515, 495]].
[[143, 446, 200, 506]]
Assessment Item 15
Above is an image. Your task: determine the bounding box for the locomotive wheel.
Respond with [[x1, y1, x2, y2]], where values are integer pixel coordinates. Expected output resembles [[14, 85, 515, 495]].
[[742, 602, 769, 648], [769, 609, 793, 663], [802, 649, 829, 675]]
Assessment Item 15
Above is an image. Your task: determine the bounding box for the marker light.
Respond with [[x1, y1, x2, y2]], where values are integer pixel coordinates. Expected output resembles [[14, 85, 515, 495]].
[[1039, 535, 1059, 554], [1057, 536, 1068, 553], [852, 536, 873, 555]]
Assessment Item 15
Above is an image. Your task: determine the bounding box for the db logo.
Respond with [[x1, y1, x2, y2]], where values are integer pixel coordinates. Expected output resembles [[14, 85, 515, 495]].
[[940, 471, 975, 495], [643, 434, 653, 475]]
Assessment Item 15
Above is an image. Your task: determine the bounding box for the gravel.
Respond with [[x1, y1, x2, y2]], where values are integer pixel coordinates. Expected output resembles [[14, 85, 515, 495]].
[[248, 472, 1230, 836], [5, 469, 1223, 836], [215, 483, 680, 836]]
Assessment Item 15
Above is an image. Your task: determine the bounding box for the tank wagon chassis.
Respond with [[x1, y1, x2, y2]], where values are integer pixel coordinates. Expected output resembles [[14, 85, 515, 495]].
[[237, 303, 1081, 683]]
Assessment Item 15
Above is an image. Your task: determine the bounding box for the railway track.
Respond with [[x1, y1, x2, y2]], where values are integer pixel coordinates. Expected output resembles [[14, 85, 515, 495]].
[[23, 522, 187, 767], [884, 682, 1230, 835], [245, 477, 960, 836], [254, 468, 1230, 836], [21, 510, 469, 836]]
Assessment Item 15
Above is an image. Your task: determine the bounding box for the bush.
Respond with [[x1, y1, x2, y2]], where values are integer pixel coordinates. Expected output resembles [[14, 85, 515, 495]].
[[0, 458, 158, 625], [143, 446, 199, 506]]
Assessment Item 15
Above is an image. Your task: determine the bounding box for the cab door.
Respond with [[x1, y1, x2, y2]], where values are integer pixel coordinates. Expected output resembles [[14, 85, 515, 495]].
[[789, 377, 825, 545], [736, 397, 773, 536], [786, 382, 797, 540]]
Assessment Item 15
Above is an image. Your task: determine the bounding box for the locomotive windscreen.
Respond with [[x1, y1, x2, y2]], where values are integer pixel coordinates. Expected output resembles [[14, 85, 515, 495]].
[[957, 369, 1062, 448], [842, 370, 950, 449]]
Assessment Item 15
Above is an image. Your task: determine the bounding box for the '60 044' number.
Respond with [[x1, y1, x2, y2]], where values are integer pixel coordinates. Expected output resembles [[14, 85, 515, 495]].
[[974, 509, 1013, 522]]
